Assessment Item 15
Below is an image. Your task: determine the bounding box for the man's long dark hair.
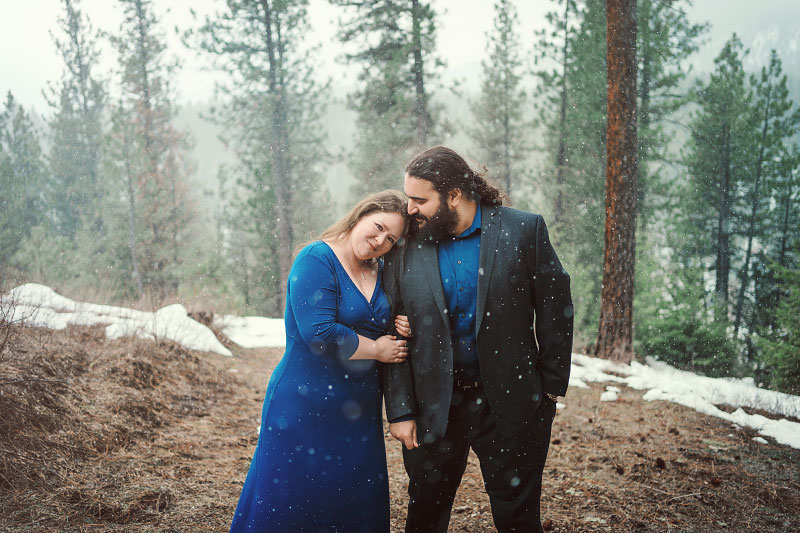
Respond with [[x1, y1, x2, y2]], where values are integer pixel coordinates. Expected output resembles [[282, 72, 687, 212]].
[[404, 146, 506, 206]]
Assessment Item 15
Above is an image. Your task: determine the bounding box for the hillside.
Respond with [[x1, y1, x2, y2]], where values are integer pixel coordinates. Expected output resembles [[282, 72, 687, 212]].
[[1, 319, 798, 532]]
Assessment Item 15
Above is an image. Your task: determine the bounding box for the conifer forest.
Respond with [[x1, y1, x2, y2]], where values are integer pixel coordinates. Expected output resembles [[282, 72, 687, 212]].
[[2, 0, 799, 394]]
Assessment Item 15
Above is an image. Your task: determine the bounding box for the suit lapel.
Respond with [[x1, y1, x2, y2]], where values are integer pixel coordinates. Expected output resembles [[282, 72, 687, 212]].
[[475, 205, 500, 333], [418, 240, 451, 329]]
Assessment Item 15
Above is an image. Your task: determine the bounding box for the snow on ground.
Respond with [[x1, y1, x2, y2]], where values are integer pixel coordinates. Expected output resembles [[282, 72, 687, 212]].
[[1, 283, 232, 356], [212, 315, 285, 349], [215, 315, 800, 449], [570, 353, 800, 450], [3, 283, 799, 450]]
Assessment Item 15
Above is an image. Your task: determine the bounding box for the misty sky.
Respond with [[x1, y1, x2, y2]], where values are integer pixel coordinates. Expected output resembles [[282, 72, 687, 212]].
[[2, 0, 799, 114]]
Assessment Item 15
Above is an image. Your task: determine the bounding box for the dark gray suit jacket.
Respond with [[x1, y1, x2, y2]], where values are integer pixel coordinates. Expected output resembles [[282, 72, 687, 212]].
[[381, 204, 573, 440]]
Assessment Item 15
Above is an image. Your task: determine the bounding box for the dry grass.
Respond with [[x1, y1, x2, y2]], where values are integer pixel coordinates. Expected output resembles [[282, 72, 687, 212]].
[[1, 322, 798, 532], [0, 323, 235, 530]]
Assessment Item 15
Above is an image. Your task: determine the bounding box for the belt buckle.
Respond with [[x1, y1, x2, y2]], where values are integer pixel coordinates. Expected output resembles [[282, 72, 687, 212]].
[[455, 379, 481, 390]]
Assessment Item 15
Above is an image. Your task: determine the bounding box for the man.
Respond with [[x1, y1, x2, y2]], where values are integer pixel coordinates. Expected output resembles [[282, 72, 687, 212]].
[[382, 146, 573, 533]]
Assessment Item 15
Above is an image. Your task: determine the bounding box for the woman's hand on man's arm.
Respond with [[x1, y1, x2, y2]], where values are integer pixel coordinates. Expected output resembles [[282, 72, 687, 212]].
[[350, 334, 408, 363]]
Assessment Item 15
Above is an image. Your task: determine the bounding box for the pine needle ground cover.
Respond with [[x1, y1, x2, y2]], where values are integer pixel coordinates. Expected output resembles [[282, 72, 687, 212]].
[[1, 324, 798, 532]]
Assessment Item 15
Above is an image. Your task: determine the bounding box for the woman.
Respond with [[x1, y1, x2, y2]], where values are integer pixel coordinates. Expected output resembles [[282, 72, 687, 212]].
[[230, 190, 410, 533]]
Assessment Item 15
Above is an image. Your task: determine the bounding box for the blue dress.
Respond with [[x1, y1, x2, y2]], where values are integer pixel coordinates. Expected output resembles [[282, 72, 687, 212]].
[[230, 242, 391, 533]]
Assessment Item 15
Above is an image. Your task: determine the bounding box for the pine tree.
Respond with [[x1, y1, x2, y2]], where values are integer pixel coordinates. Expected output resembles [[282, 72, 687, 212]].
[[46, 0, 106, 239], [533, 0, 607, 344], [191, 0, 330, 313], [635, 0, 706, 222], [107, 0, 194, 298], [0, 93, 48, 268], [595, 0, 638, 363], [755, 239, 800, 394], [534, 0, 707, 346], [330, 0, 444, 195], [684, 35, 752, 315], [632, 0, 707, 354], [733, 51, 800, 336], [533, 0, 575, 227], [468, 0, 529, 199]]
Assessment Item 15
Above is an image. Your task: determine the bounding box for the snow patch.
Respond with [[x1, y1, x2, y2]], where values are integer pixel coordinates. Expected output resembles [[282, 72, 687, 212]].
[[1, 283, 232, 356], [570, 352, 800, 450], [212, 314, 285, 349], [600, 385, 621, 402]]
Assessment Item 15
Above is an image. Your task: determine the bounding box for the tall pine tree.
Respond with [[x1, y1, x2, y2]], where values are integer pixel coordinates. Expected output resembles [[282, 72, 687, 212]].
[[191, 0, 330, 313], [468, 0, 529, 199], [0, 93, 48, 269], [595, 0, 638, 363], [534, 0, 607, 344], [331, 0, 444, 196], [46, 0, 106, 239], [733, 51, 800, 336], [106, 0, 194, 299], [684, 35, 752, 315]]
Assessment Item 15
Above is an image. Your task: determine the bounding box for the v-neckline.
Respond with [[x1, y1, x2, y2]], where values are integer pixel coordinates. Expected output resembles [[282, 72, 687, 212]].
[[322, 241, 381, 305]]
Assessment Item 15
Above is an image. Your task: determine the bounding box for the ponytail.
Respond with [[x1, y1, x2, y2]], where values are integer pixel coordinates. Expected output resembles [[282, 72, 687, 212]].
[[405, 146, 507, 206]]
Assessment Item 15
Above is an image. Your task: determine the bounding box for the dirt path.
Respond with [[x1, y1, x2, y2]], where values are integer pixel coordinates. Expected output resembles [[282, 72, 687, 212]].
[[2, 328, 798, 532], [168, 345, 800, 532]]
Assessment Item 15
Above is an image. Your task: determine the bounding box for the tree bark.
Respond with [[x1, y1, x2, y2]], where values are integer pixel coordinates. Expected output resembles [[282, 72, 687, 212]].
[[260, 0, 293, 312], [734, 82, 772, 335], [636, 0, 653, 216], [123, 128, 144, 298], [716, 123, 731, 306], [595, 0, 638, 364], [411, 0, 428, 148], [553, 0, 571, 228]]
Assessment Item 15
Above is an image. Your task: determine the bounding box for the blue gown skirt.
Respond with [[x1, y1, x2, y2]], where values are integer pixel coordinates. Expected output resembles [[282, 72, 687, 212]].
[[230, 242, 391, 532]]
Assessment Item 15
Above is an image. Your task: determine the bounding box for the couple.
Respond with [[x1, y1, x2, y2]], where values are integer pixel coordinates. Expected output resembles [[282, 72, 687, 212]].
[[230, 146, 574, 533]]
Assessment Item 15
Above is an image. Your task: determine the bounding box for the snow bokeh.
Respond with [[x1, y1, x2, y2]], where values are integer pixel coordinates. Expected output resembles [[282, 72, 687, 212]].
[[3, 283, 799, 450]]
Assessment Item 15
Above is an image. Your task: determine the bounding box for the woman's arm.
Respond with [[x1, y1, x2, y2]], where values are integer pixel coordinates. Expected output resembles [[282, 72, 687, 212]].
[[289, 247, 406, 363], [351, 334, 407, 363]]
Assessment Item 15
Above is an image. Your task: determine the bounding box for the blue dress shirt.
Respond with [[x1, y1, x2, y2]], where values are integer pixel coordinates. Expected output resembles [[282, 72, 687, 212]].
[[438, 203, 482, 382]]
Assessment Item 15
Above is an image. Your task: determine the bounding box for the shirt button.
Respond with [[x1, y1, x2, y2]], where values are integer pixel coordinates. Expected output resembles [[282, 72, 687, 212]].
[[457, 260, 462, 264], [459, 286, 464, 291]]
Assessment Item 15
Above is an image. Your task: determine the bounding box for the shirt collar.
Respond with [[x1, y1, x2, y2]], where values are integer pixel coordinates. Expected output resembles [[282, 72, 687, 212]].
[[455, 202, 481, 239]]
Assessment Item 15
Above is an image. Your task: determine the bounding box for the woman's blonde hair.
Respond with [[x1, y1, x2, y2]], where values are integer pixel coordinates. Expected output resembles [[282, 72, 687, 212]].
[[297, 190, 410, 254]]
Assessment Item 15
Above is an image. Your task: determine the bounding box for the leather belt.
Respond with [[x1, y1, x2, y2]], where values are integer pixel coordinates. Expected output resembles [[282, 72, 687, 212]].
[[454, 379, 482, 390]]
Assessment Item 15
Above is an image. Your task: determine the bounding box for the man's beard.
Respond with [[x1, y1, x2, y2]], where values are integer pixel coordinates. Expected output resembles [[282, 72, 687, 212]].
[[415, 199, 460, 242]]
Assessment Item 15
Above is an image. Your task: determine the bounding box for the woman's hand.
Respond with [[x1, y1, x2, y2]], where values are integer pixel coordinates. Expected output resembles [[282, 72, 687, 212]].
[[394, 315, 412, 337], [374, 334, 408, 363]]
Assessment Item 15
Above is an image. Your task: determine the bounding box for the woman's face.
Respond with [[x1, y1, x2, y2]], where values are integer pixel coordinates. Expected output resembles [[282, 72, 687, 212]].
[[349, 211, 405, 261]]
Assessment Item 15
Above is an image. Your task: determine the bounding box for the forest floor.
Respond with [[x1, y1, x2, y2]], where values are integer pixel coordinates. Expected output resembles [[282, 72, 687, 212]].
[[1, 323, 799, 532]]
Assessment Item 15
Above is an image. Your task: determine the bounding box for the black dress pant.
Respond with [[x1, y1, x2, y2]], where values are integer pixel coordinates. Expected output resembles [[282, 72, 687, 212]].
[[402, 386, 556, 533]]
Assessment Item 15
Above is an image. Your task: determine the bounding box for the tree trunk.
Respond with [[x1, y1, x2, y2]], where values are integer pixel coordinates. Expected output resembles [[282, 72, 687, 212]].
[[503, 54, 511, 195], [411, 0, 428, 148], [595, 0, 638, 364], [261, 0, 293, 311], [716, 123, 731, 306], [734, 83, 772, 335], [777, 181, 795, 268], [637, 0, 653, 217], [553, 0, 571, 228], [123, 131, 144, 298], [773, 173, 797, 315]]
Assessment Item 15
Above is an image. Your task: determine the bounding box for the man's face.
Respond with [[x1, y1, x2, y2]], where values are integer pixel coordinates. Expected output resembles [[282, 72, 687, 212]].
[[404, 174, 440, 223], [404, 174, 459, 241]]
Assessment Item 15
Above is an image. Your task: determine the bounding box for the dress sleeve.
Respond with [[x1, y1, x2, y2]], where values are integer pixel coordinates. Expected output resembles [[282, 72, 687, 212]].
[[288, 247, 360, 360]]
